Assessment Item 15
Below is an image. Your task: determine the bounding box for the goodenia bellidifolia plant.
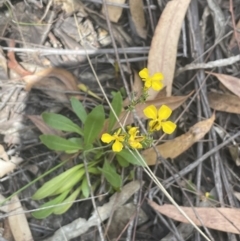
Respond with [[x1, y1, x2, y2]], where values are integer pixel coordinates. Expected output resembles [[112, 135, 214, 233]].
[[31, 68, 177, 219]]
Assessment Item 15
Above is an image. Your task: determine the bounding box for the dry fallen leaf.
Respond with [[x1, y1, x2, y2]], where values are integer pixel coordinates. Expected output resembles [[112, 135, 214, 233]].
[[101, 0, 126, 23], [28, 115, 64, 136], [0, 145, 24, 178], [0, 156, 23, 178], [147, 0, 191, 99], [129, 0, 147, 39], [107, 202, 148, 239], [23, 68, 80, 102], [206, 72, 240, 98], [143, 114, 215, 165], [0, 144, 9, 162], [8, 196, 33, 241], [149, 201, 240, 234], [208, 92, 240, 114]]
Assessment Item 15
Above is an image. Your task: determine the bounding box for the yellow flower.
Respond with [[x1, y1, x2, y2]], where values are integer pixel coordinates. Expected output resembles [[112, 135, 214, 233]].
[[143, 105, 176, 134], [139, 68, 164, 91], [101, 129, 125, 152], [128, 127, 145, 149]]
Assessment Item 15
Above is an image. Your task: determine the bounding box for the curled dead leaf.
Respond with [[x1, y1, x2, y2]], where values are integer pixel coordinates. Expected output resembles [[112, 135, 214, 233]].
[[208, 92, 240, 114], [206, 72, 240, 98], [23, 68, 79, 102], [143, 114, 215, 165], [0, 156, 23, 178], [28, 115, 64, 136]]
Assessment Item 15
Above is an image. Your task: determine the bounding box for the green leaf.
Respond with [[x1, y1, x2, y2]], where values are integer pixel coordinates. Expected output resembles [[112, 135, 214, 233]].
[[32, 190, 69, 219], [83, 105, 105, 146], [70, 97, 88, 124], [53, 187, 81, 215], [88, 167, 101, 175], [32, 164, 83, 200], [42, 112, 83, 135], [81, 177, 90, 198], [99, 160, 122, 189], [40, 135, 82, 152], [52, 168, 85, 195], [116, 154, 130, 167], [116, 149, 146, 166], [108, 92, 122, 131], [65, 138, 84, 154]]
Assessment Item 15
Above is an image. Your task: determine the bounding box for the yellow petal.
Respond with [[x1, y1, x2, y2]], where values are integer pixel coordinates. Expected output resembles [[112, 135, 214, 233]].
[[151, 73, 164, 81], [158, 105, 172, 120], [128, 127, 138, 136], [129, 141, 142, 149], [101, 133, 114, 143], [151, 80, 163, 91], [117, 134, 126, 142], [114, 128, 122, 136], [112, 140, 123, 152], [144, 80, 152, 88], [149, 119, 161, 131], [139, 68, 149, 79], [143, 105, 157, 119], [162, 121, 176, 134]]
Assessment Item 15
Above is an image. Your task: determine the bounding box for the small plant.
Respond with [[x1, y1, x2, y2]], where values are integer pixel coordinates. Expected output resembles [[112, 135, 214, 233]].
[[31, 68, 177, 219]]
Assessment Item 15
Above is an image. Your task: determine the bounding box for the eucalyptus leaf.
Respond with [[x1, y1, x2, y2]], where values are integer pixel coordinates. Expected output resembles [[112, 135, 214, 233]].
[[83, 105, 105, 146], [42, 112, 83, 135], [108, 92, 122, 131], [116, 149, 146, 166], [32, 164, 83, 200], [32, 190, 69, 219], [99, 160, 122, 189], [53, 187, 81, 215], [40, 135, 82, 152], [70, 97, 88, 124]]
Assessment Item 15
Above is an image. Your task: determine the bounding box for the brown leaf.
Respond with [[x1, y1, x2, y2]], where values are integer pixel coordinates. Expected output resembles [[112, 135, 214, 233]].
[[0, 156, 23, 178], [28, 115, 64, 136], [206, 72, 240, 98], [129, 0, 147, 39], [8, 196, 33, 241], [7, 39, 32, 77], [101, 0, 126, 23], [148, 201, 240, 234], [143, 114, 215, 165], [147, 0, 191, 99], [23, 68, 79, 102], [208, 92, 240, 114]]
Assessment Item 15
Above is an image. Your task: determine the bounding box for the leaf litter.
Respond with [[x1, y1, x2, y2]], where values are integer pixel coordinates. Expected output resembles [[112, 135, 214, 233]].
[[1, 0, 240, 241]]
